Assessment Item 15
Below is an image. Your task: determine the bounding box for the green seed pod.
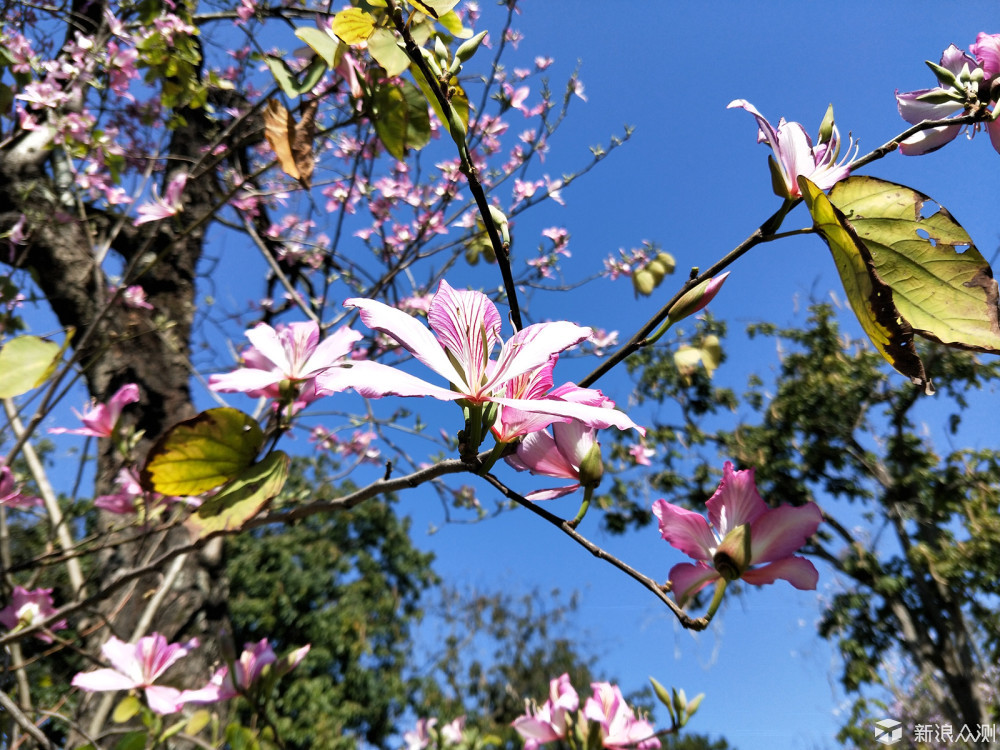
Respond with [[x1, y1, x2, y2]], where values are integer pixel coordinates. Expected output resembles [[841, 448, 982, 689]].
[[633, 269, 656, 297]]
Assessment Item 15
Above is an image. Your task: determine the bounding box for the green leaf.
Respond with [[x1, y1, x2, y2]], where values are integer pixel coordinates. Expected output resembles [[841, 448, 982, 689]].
[[265, 56, 300, 98], [827, 175, 1000, 353], [0, 333, 68, 398], [410, 67, 468, 141], [112, 695, 141, 723], [799, 176, 930, 392], [372, 79, 431, 160], [186, 450, 289, 539], [140, 408, 265, 496], [295, 27, 343, 67], [406, 0, 459, 18], [113, 732, 148, 750], [368, 27, 411, 77], [436, 10, 473, 38], [185, 710, 212, 737], [265, 56, 326, 99]]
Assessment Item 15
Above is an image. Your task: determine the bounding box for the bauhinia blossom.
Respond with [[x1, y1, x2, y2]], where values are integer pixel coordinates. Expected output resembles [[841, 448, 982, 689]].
[[209, 321, 362, 409], [404, 716, 466, 750], [506, 412, 602, 500], [652, 461, 823, 607], [896, 35, 1000, 155], [71, 633, 209, 714], [204, 638, 310, 701], [0, 466, 42, 510], [324, 280, 642, 434], [0, 586, 66, 642], [134, 171, 188, 225], [583, 682, 660, 750], [512, 673, 580, 750], [728, 100, 857, 198], [49, 383, 140, 439]]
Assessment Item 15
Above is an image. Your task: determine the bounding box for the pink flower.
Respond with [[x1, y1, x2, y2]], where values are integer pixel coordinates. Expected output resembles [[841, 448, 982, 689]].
[[652, 462, 823, 607], [134, 172, 187, 225], [583, 683, 659, 750], [628, 442, 654, 467], [201, 639, 310, 701], [0, 586, 66, 643], [328, 280, 642, 434], [512, 673, 579, 750], [971, 32, 1000, 80], [120, 285, 154, 310], [728, 100, 857, 198], [209, 321, 362, 408], [49, 383, 140, 438], [71, 633, 201, 714], [404, 718, 437, 750], [0, 466, 42, 510]]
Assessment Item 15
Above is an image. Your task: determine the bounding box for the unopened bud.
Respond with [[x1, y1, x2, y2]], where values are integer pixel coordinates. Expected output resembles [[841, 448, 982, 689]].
[[817, 103, 835, 145], [455, 30, 488, 63], [667, 272, 730, 324]]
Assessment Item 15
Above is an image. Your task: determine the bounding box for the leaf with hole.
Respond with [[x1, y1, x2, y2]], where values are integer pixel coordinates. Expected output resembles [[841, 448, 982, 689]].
[[827, 175, 1000, 353], [140, 408, 264, 496], [799, 176, 930, 391]]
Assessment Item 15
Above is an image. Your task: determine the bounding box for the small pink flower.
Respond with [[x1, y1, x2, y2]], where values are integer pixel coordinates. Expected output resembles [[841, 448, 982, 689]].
[[652, 462, 823, 606], [209, 321, 362, 409], [0, 586, 67, 642], [583, 683, 659, 750], [49, 383, 140, 439], [134, 172, 187, 225], [512, 673, 579, 750], [200, 638, 310, 701], [628, 443, 654, 467], [728, 100, 857, 198], [0, 466, 42, 510], [71, 633, 201, 714], [120, 285, 153, 310]]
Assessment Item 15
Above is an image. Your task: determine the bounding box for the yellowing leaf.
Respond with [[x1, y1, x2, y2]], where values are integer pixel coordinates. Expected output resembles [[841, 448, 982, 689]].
[[140, 408, 264, 496], [185, 710, 212, 737], [367, 27, 411, 77], [799, 176, 930, 391], [112, 696, 141, 724], [263, 98, 318, 187], [827, 175, 1000, 353], [186, 450, 289, 539], [332, 7, 375, 45], [436, 10, 474, 38], [295, 26, 343, 67], [0, 333, 68, 398], [406, 0, 460, 18]]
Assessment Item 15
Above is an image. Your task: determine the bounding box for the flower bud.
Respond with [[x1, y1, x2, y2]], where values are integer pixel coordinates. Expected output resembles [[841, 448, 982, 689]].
[[817, 103, 835, 145], [455, 30, 488, 64], [667, 272, 729, 324]]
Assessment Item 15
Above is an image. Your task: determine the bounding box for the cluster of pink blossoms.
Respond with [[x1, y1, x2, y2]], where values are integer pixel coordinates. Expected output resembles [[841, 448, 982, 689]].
[[512, 674, 659, 750], [895, 32, 1000, 154], [71, 633, 308, 715]]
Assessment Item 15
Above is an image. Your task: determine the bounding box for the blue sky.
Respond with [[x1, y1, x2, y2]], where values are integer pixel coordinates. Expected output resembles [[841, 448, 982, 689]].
[[387, 3, 1000, 750], [21, 2, 1000, 748]]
